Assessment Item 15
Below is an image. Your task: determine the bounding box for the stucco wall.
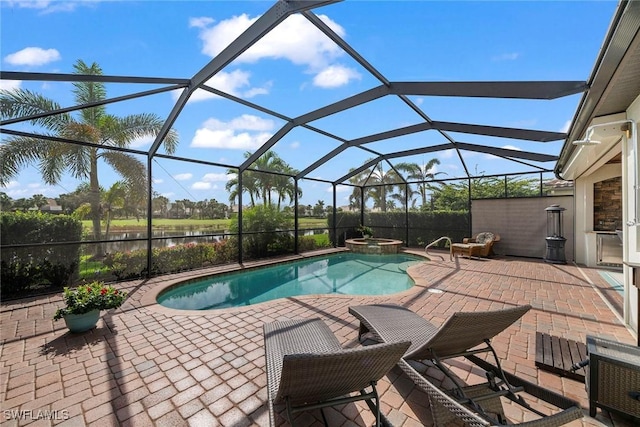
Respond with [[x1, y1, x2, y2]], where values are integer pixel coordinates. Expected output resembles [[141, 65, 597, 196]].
[[471, 196, 574, 260]]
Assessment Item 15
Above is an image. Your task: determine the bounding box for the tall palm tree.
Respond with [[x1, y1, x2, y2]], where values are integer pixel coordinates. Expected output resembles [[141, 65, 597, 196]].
[[348, 161, 400, 212], [395, 158, 444, 209], [274, 164, 300, 210], [0, 59, 178, 254], [102, 181, 126, 238], [226, 150, 300, 209]]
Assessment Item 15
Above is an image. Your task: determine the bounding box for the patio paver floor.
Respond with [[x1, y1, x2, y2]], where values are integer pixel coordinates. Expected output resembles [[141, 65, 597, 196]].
[[1, 250, 637, 426]]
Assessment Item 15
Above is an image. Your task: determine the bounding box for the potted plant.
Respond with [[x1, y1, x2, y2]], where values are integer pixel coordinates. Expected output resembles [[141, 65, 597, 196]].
[[356, 224, 374, 239], [53, 281, 127, 333]]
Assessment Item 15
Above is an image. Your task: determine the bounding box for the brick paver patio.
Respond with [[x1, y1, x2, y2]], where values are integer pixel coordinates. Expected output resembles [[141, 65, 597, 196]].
[[1, 250, 636, 426]]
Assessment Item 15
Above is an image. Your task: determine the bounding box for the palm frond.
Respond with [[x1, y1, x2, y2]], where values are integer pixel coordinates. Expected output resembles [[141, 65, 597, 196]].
[[102, 151, 147, 194], [0, 135, 52, 185], [106, 113, 178, 154], [0, 88, 70, 132]]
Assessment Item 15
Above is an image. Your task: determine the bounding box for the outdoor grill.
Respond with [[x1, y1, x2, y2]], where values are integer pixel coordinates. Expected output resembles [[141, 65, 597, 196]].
[[544, 204, 567, 264]]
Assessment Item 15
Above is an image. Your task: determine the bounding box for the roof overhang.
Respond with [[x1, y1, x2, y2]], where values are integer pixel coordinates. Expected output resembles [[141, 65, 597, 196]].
[[555, 0, 640, 180]]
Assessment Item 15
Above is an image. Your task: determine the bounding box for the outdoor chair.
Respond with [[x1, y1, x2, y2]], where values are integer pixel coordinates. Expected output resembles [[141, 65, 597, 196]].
[[263, 318, 410, 427], [451, 232, 500, 258], [348, 304, 584, 427]]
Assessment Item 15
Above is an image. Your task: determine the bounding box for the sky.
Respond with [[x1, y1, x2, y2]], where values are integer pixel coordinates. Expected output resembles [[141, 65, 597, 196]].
[[0, 0, 619, 208]]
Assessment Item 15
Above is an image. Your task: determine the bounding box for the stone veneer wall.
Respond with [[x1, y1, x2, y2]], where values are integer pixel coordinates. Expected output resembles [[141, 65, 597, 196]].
[[593, 176, 622, 231]]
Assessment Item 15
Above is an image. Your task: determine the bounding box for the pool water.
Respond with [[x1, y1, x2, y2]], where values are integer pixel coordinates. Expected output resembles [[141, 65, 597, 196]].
[[157, 253, 423, 310]]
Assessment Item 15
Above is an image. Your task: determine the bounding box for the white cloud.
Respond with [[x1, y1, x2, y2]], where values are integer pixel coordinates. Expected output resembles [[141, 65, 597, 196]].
[[560, 120, 572, 133], [492, 52, 520, 61], [0, 80, 21, 91], [333, 185, 351, 193], [439, 149, 456, 159], [129, 135, 154, 149], [201, 173, 230, 182], [191, 114, 275, 150], [195, 13, 353, 88], [191, 129, 271, 150], [161, 192, 175, 198], [5, 1, 99, 14], [242, 82, 272, 98], [203, 69, 250, 95], [153, 178, 164, 184], [313, 65, 361, 88], [191, 182, 212, 190], [5, 1, 52, 9], [198, 14, 344, 68], [484, 145, 521, 159], [5, 47, 61, 67], [174, 70, 270, 102], [173, 173, 193, 181], [3, 181, 57, 198], [189, 16, 214, 29], [290, 141, 300, 149]]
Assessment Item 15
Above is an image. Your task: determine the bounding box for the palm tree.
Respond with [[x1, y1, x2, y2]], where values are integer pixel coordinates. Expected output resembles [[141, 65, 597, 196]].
[[348, 161, 400, 212], [226, 150, 300, 209], [29, 194, 49, 210], [0, 59, 178, 254], [102, 182, 126, 238], [152, 193, 170, 218], [395, 158, 444, 209], [0, 192, 11, 211]]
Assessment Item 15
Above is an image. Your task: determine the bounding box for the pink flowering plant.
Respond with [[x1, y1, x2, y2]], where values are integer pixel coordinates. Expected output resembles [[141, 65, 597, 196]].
[[53, 281, 127, 320]]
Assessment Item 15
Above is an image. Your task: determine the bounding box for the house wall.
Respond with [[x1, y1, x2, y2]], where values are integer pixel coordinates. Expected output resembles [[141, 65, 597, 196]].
[[573, 163, 621, 267], [623, 94, 640, 334], [471, 196, 574, 260]]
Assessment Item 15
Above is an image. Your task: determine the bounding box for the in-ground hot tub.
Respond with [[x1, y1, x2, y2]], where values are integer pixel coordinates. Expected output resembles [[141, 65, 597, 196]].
[[345, 238, 404, 254]]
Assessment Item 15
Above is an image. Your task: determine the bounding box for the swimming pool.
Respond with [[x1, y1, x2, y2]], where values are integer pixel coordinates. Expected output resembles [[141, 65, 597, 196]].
[[157, 253, 423, 310]]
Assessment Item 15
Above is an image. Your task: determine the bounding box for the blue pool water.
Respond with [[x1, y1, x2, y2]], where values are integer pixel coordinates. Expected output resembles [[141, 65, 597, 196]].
[[157, 253, 423, 310]]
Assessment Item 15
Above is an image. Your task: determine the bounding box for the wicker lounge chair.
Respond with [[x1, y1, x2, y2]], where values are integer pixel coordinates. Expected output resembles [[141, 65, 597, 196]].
[[263, 318, 410, 426], [451, 232, 500, 258], [349, 304, 584, 426]]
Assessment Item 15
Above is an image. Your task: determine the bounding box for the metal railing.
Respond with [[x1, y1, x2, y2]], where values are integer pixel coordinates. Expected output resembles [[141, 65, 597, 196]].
[[425, 236, 452, 261]]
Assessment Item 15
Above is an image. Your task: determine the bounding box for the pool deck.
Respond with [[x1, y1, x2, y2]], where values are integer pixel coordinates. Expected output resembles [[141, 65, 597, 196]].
[[0, 249, 636, 426]]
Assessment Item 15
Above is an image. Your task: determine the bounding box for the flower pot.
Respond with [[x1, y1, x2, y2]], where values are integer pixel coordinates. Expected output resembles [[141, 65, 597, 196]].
[[63, 310, 100, 333]]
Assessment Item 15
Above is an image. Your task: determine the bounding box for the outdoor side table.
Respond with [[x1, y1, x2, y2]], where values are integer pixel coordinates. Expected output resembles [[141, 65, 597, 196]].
[[586, 335, 640, 421]]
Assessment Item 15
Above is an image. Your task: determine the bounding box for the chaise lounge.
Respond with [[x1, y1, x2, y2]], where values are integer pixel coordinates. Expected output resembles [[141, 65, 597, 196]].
[[451, 232, 500, 258], [263, 318, 410, 426], [348, 303, 583, 426]]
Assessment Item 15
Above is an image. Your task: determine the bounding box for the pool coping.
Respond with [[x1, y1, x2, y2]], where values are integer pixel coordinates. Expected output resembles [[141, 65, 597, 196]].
[[139, 248, 431, 316]]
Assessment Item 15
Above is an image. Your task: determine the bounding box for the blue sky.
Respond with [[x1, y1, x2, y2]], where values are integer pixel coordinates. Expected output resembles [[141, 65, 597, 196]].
[[0, 0, 618, 208]]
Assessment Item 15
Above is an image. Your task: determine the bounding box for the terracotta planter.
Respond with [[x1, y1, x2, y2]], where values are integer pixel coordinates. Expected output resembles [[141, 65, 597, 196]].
[[63, 309, 100, 333]]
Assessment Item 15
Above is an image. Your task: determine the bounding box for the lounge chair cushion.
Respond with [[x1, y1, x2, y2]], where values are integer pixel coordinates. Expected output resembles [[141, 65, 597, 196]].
[[475, 232, 495, 245]]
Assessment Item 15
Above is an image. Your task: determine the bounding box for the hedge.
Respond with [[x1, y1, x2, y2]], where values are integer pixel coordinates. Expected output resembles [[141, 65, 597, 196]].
[[1, 211, 83, 295], [329, 211, 470, 247]]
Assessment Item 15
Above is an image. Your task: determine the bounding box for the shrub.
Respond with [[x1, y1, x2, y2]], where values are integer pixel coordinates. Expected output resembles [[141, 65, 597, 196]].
[[1, 211, 82, 295]]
